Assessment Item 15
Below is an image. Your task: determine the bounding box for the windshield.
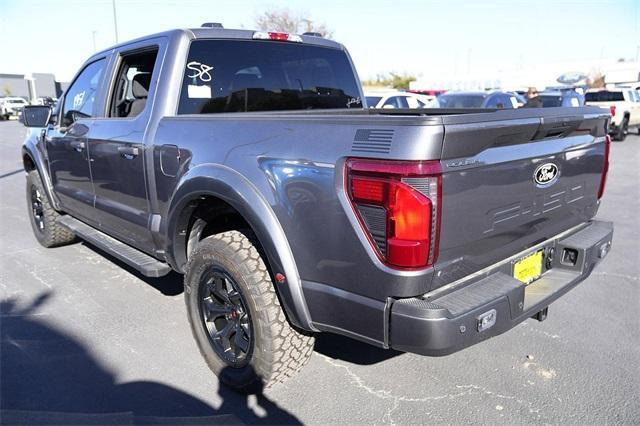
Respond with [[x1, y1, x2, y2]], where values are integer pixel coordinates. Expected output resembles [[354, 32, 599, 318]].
[[436, 94, 486, 108], [365, 96, 382, 107], [539, 95, 563, 107], [178, 40, 363, 114], [585, 91, 624, 102]]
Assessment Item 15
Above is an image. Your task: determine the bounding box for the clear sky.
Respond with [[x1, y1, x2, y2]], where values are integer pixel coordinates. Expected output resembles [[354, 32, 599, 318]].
[[1, 0, 638, 82]]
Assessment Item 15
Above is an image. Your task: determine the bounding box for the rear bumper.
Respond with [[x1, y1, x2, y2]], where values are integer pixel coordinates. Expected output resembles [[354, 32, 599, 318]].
[[390, 220, 613, 356]]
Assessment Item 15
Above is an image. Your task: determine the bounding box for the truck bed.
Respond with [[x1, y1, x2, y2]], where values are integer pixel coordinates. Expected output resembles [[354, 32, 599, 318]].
[[155, 105, 609, 295]]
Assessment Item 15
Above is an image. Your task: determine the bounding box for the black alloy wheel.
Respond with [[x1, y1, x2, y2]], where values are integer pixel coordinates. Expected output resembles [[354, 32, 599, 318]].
[[199, 268, 253, 367], [30, 185, 45, 234]]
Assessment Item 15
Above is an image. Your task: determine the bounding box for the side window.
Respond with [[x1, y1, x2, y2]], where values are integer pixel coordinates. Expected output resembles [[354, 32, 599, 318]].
[[62, 58, 106, 126], [108, 48, 159, 118], [396, 96, 410, 108], [485, 95, 499, 108], [382, 96, 399, 109]]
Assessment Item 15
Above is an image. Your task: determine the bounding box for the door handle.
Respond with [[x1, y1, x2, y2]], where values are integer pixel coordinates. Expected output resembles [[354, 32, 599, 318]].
[[70, 140, 85, 152], [118, 146, 139, 159]]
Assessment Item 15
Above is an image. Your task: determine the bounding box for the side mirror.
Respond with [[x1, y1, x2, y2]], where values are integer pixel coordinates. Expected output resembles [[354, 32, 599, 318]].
[[22, 105, 52, 128]]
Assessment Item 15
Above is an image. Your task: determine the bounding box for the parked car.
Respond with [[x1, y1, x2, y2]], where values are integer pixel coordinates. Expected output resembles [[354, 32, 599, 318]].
[[21, 25, 613, 391], [538, 90, 584, 107], [0, 96, 29, 119], [585, 88, 640, 140], [36, 96, 57, 107], [507, 92, 527, 108], [365, 91, 436, 108], [435, 91, 519, 109]]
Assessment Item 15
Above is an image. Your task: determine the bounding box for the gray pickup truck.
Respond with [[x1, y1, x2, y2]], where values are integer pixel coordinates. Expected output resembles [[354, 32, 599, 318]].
[[21, 25, 613, 391]]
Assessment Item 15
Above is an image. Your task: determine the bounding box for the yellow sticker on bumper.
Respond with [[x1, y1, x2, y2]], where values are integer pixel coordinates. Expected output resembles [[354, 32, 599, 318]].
[[513, 250, 543, 284]]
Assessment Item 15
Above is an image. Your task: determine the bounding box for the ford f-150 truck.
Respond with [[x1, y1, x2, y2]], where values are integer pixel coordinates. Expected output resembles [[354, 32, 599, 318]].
[[21, 25, 613, 391]]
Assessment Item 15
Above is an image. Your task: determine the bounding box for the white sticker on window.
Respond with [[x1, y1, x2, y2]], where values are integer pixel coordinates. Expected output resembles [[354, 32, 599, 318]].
[[186, 61, 213, 82], [73, 91, 85, 109], [187, 85, 212, 99]]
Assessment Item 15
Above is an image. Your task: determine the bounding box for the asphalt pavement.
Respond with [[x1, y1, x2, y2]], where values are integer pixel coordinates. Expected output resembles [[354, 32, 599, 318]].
[[1, 120, 638, 424]]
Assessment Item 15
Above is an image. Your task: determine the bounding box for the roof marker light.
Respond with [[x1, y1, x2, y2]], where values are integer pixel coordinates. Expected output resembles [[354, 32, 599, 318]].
[[252, 31, 303, 43]]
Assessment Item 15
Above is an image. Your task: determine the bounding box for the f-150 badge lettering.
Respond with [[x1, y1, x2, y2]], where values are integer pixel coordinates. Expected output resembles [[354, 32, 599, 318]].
[[484, 182, 585, 234], [187, 61, 213, 82], [534, 163, 559, 186]]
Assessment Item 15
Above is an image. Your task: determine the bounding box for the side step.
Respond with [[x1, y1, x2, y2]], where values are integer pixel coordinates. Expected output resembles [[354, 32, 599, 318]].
[[57, 215, 171, 277]]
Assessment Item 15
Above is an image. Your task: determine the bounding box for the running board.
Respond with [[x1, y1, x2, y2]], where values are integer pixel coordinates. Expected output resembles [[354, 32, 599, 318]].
[[57, 215, 171, 277]]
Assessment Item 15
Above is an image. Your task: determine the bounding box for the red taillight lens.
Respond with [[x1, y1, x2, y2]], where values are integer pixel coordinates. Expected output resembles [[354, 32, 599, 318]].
[[268, 32, 289, 41], [346, 159, 442, 269], [597, 135, 611, 199], [609, 105, 616, 117], [252, 31, 303, 42]]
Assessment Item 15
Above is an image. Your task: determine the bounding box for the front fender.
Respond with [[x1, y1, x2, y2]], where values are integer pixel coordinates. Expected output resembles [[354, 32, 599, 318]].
[[22, 131, 61, 211], [165, 163, 316, 332]]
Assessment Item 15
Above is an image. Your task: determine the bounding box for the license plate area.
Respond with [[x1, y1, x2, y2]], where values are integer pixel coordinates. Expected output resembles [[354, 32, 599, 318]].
[[513, 250, 543, 284]]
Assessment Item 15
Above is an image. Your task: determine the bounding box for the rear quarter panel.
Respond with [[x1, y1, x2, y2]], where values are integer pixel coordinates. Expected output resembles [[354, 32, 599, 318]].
[[153, 113, 445, 300]]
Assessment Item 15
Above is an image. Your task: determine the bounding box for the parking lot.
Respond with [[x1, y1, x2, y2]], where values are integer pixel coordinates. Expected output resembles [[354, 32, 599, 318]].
[[0, 119, 638, 424]]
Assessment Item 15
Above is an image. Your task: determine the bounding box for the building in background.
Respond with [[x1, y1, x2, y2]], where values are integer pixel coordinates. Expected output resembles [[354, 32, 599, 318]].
[[0, 73, 68, 101]]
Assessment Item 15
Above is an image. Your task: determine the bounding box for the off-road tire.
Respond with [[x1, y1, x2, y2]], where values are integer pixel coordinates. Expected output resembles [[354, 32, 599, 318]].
[[184, 230, 315, 392], [26, 170, 75, 247]]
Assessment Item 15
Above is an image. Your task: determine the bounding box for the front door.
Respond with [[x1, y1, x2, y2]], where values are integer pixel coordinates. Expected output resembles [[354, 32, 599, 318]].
[[47, 58, 107, 222]]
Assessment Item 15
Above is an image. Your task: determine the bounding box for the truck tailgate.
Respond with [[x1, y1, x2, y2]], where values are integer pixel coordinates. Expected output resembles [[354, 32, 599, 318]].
[[433, 111, 609, 290]]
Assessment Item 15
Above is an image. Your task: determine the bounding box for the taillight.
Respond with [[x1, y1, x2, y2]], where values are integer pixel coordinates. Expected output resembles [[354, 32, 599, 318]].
[[609, 105, 616, 117], [346, 158, 442, 269], [597, 135, 611, 199], [252, 31, 303, 42]]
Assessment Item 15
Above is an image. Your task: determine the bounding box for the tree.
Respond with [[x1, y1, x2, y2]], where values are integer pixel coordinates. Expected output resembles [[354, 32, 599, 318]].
[[254, 8, 333, 39], [586, 70, 605, 88]]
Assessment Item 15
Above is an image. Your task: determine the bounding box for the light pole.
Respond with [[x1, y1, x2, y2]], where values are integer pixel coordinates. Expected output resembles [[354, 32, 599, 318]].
[[92, 30, 97, 51], [112, 0, 119, 43]]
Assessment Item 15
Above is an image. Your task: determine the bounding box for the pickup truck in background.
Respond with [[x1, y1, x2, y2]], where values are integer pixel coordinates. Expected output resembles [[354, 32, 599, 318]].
[[21, 25, 613, 391], [585, 87, 640, 141]]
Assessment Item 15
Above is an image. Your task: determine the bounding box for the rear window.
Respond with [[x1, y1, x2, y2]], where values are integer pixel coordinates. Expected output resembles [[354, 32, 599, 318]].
[[178, 39, 363, 114], [585, 91, 624, 102], [436, 94, 486, 108], [539, 95, 563, 107]]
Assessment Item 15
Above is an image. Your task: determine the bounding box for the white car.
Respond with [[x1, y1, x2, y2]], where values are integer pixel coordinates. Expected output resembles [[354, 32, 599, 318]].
[[585, 88, 640, 141], [0, 97, 29, 120], [365, 91, 436, 109]]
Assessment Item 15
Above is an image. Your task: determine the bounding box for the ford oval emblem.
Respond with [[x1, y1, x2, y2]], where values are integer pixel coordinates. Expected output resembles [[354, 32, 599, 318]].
[[534, 163, 559, 186]]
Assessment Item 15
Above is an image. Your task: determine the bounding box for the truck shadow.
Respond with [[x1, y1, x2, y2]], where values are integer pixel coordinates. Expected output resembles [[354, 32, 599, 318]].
[[79, 242, 184, 296], [79, 242, 400, 367], [313, 333, 403, 365], [0, 292, 301, 425]]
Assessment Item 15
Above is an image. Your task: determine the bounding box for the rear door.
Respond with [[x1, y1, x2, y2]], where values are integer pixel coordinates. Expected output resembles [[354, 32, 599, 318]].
[[87, 38, 164, 253], [46, 58, 108, 221]]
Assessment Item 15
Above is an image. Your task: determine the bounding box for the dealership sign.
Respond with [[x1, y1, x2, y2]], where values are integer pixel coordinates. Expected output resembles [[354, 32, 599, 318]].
[[557, 72, 588, 85]]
